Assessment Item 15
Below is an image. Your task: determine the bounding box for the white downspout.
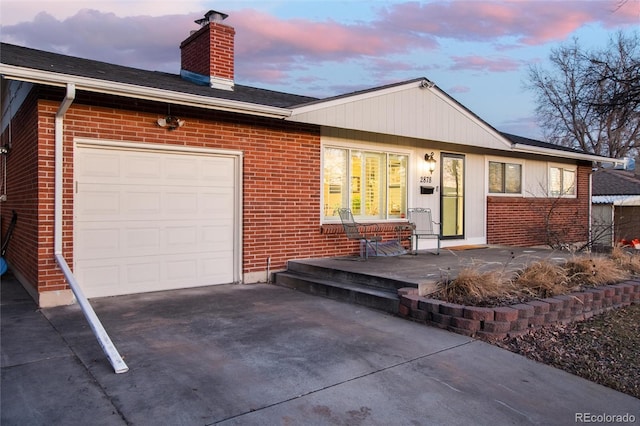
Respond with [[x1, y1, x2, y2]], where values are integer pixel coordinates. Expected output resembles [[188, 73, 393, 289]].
[[54, 83, 128, 374]]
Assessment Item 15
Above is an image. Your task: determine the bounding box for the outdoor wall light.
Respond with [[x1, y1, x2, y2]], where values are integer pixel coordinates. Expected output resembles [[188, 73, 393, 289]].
[[157, 115, 185, 131], [424, 152, 437, 174], [420, 79, 435, 89]]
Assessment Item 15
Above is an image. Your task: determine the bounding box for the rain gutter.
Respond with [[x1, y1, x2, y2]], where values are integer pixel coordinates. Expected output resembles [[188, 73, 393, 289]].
[[0, 64, 291, 119], [54, 83, 128, 374], [511, 143, 625, 166]]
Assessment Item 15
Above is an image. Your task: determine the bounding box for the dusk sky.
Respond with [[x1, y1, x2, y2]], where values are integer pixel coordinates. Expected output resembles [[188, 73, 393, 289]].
[[1, 0, 638, 139]]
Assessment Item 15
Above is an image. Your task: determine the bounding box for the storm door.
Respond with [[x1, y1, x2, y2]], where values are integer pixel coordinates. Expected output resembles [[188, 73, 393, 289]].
[[440, 153, 465, 239]]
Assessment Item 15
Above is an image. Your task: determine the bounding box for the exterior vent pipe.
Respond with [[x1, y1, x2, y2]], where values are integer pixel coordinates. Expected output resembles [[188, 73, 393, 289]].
[[54, 83, 128, 374]]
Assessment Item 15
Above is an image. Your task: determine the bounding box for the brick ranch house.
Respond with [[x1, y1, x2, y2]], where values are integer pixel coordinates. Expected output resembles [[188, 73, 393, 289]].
[[0, 11, 620, 307]]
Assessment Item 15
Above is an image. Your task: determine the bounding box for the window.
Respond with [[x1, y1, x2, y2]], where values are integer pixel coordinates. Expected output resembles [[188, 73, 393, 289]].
[[489, 161, 522, 194], [549, 166, 576, 197], [323, 147, 407, 220]]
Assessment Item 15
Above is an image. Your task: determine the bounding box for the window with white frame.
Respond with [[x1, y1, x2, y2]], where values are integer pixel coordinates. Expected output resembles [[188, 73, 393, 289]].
[[549, 165, 576, 197], [488, 161, 522, 194], [323, 146, 407, 221]]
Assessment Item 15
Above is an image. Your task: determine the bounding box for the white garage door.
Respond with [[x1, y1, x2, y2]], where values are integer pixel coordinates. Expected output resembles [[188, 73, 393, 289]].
[[74, 143, 240, 298]]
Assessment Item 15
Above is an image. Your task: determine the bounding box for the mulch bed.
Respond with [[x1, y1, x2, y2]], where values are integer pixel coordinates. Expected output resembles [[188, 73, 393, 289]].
[[494, 303, 640, 399]]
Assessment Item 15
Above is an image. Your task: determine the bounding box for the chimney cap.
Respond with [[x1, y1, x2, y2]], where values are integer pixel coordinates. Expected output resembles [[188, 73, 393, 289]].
[[195, 10, 228, 26]]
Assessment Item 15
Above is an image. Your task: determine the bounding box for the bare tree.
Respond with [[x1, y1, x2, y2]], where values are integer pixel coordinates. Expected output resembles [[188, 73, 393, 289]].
[[527, 31, 640, 159]]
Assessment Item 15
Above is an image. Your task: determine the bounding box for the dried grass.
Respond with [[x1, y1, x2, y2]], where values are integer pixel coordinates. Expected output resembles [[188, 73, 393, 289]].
[[435, 250, 636, 306], [564, 256, 629, 287], [610, 247, 640, 275], [514, 261, 573, 297], [436, 268, 511, 304]]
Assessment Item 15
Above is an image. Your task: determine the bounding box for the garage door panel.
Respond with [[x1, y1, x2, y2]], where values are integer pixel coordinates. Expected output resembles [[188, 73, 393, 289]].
[[201, 257, 234, 281], [166, 258, 198, 281], [201, 225, 231, 245], [123, 154, 163, 180], [127, 262, 161, 285], [202, 190, 234, 215], [124, 191, 163, 216], [76, 255, 230, 296], [202, 157, 235, 182], [76, 263, 121, 291], [167, 157, 200, 181], [164, 192, 199, 215], [166, 226, 198, 247], [78, 152, 121, 181], [76, 146, 238, 298], [126, 227, 162, 252], [77, 227, 121, 259], [77, 189, 120, 218]]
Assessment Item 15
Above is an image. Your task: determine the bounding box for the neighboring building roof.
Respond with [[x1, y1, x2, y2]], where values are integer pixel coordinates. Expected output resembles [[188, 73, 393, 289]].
[[0, 42, 317, 109], [592, 168, 640, 196]]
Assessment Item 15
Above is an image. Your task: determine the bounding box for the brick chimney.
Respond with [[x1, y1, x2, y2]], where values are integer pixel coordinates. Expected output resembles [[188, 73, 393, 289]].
[[180, 10, 235, 91]]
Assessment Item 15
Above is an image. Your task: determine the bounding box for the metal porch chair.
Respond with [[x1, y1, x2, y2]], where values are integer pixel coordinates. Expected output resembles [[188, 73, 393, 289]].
[[337, 208, 381, 259], [407, 207, 440, 255]]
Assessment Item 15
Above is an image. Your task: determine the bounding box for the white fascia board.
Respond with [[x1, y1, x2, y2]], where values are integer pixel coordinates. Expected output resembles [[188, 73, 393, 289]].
[[511, 143, 624, 165], [0, 64, 291, 119]]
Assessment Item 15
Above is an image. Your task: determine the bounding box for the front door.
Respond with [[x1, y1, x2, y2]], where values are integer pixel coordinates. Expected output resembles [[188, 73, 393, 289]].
[[440, 153, 465, 239]]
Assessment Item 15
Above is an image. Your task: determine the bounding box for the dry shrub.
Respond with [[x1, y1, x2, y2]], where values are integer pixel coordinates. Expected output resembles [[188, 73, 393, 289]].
[[565, 256, 629, 287], [436, 268, 510, 304], [514, 261, 572, 297], [610, 247, 640, 275], [434, 251, 635, 306]]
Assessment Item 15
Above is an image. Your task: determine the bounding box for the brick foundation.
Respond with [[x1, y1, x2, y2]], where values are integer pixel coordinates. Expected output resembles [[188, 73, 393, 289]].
[[398, 280, 640, 341]]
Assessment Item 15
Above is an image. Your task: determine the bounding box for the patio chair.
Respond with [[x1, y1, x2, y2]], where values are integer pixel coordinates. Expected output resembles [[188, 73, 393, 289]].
[[407, 207, 440, 255], [337, 208, 382, 259]]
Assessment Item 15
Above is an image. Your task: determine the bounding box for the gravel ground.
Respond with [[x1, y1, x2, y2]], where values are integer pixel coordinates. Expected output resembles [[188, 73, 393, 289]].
[[494, 303, 640, 400]]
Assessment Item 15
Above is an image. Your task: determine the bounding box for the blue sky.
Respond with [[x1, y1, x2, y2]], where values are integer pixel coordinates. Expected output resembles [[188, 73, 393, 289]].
[[1, 0, 638, 139]]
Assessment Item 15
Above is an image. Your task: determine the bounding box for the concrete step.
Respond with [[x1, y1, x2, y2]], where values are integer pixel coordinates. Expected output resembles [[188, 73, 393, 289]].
[[273, 271, 400, 313], [285, 260, 413, 292]]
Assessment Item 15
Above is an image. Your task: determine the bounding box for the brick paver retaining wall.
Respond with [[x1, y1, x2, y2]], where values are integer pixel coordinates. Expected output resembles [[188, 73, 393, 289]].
[[398, 278, 640, 341]]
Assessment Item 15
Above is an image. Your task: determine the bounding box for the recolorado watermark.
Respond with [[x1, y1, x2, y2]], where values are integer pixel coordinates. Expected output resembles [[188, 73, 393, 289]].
[[575, 413, 637, 423]]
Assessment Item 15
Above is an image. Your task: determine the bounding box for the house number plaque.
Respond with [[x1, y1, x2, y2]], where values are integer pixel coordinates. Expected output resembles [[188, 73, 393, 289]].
[[420, 176, 432, 184]]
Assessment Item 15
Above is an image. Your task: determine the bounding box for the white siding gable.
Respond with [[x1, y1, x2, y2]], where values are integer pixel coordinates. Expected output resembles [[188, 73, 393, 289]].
[[289, 80, 512, 151]]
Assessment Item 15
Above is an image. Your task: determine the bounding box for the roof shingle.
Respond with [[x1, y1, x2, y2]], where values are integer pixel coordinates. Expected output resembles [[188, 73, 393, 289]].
[[592, 168, 640, 196], [0, 42, 317, 108]]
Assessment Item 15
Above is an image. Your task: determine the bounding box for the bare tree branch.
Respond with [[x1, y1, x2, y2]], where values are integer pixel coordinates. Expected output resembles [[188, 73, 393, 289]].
[[527, 31, 640, 160]]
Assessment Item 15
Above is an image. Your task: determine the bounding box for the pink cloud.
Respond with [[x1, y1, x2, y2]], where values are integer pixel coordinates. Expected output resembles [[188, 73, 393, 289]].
[[2, 2, 637, 96], [233, 9, 438, 60], [449, 55, 522, 72], [379, 1, 639, 45]]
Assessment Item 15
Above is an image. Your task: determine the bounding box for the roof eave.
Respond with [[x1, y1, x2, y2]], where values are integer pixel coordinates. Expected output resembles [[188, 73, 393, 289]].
[[0, 63, 292, 119], [511, 143, 624, 165]]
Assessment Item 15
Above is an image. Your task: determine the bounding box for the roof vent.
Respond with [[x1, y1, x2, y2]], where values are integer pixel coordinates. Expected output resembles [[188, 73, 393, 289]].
[[195, 10, 228, 27]]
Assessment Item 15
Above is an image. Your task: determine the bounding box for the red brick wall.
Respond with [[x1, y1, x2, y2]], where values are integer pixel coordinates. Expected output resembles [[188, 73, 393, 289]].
[[1, 89, 41, 289], [487, 164, 591, 247], [180, 22, 235, 81], [21, 87, 382, 293]]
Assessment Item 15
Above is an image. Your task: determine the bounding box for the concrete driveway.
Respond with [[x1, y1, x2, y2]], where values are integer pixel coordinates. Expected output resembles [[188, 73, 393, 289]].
[[2, 274, 638, 425]]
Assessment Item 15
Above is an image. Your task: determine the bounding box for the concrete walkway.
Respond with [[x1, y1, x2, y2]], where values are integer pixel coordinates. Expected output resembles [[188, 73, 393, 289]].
[[1, 273, 638, 425]]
